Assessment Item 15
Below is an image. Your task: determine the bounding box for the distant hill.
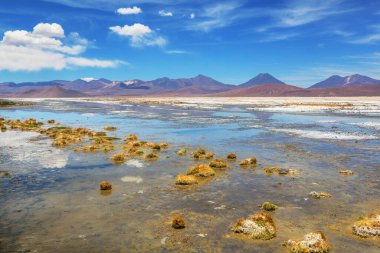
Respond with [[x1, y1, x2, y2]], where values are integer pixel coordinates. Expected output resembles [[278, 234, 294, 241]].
[[310, 74, 380, 88], [296, 85, 380, 96], [64, 78, 113, 92], [1, 73, 380, 97], [239, 73, 285, 87], [145, 74, 233, 90], [212, 84, 302, 97], [17, 86, 87, 98]]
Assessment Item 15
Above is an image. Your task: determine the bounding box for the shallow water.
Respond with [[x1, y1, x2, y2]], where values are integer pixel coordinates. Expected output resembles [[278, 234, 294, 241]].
[[0, 99, 379, 252]]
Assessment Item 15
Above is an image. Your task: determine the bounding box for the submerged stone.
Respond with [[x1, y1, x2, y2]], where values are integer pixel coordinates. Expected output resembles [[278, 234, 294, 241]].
[[352, 214, 380, 238], [264, 167, 298, 176], [73, 144, 100, 153], [172, 215, 186, 229], [175, 174, 198, 185], [204, 152, 214, 159], [109, 152, 127, 164], [147, 142, 161, 150], [283, 231, 329, 253], [125, 134, 138, 141], [187, 164, 215, 177], [0, 170, 11, 177], [309, 191, 332, 199], [191, 148, 206, 159], [95, 131, 107, 137], [100, 181, 112, 191], [261, 202, 277, 211], [145, 153, 160, 160], [103, 126, 117, 131], [231, 212, 276, 240], [176, 148, 187, 156], [135, 150, 145, 156], [339, 170, 354, 175]]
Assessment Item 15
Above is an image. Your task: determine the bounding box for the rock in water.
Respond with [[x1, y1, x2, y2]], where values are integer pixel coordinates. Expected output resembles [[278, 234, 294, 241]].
[[187, 164, 215, 177], [309, 191, 332, 199], [227, 153, 237, 160], [172, 215, 186, 229], [339, 170, 353, 175], [261, 202, 277, 211], [100, 181, 112, 191], [175, 174, 198, 185], [283, 231, 329, 253], [239, 157, 257, 166], [231, 212, 276, 240], [209, 158, 228, 169], [352, 214, 380, 238]]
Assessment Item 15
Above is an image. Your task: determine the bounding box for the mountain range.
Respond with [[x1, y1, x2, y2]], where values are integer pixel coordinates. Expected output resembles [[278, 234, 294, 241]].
[[1, 73, 379, 97]]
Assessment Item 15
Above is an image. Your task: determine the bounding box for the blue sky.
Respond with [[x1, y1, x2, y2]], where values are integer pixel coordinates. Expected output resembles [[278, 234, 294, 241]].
[[0, 0, 379, 87]]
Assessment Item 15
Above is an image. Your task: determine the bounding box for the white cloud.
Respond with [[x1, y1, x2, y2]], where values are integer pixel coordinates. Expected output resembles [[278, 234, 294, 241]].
[[2, 23, 86, 55], [259, 33, 298, 42], [332, 29, 354, 37], [117, 6, 142, 15], [33, 23, 65, 38], [110, 23, 167, 47], [158, 10, 173, 17], [0, 23, 123, 71], [259, 0, 353, 31], [110, 23, 151, 37], [350, 25, 380, 44], [165, 50, 190, 54], [66, 57, 123, 68], [42, 0, 188, 10], [0, 44, 66, 71], [187, 2, 248, 32], [189, 13, 196, 19]]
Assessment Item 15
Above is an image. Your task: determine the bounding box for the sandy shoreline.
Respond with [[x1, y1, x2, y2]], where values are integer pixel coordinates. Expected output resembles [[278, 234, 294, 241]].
[[7, 96, 380, 104], [5, 96, 380, 115]]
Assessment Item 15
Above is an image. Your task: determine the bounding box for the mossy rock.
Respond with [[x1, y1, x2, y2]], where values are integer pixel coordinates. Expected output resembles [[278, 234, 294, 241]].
[[187, 164, 215, 177], [232, 212, 276, 240], [209, 158, 228, 169], [283, 231, 329, 253], [261, 202, 277, 211], [175, 174, 198, 185]]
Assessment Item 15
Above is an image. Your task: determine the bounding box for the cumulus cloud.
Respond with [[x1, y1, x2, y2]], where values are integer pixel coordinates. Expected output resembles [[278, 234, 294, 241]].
[[110, 23, 152, 37], [0, 22, 123, 71], [117, 6, 142, 15], [33, 22, 65, 37], [158, 10, 173, 17], [190, 13, 196, 19], [110, 23, 167, 47]]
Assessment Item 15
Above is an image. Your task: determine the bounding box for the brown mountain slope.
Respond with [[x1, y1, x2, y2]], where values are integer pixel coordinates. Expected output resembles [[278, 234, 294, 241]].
[[154, 84, 235, 97], [291, 85, 380, 97], [208, 84, 380, 97], [209, 84, 303, 97], [16, 86, 88, 98]]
